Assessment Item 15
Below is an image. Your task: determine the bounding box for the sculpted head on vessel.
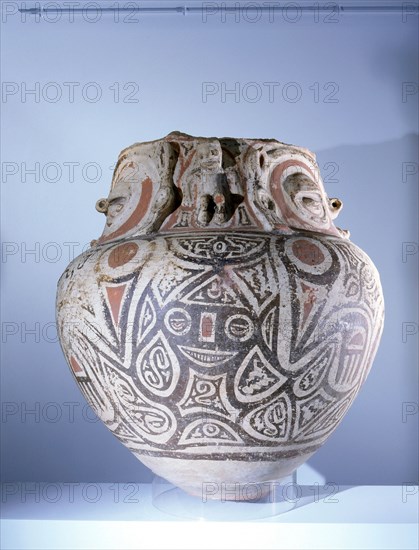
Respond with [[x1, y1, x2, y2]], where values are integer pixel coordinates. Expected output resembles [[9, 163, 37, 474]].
[[94, 131, 348, 242]]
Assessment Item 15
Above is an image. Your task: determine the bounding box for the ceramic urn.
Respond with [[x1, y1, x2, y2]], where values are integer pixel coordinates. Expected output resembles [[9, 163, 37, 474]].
[[56, 132, 384, 498]]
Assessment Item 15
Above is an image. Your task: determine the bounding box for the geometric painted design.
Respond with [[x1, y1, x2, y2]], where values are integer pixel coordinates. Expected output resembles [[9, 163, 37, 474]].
[[243, 393, 292, 441], [168, 234, 266, 262], [285, 237, 333, 276], [177, 345, 237, 368], [234, 346, 287, 403], [178, 418, 243, 446], [181, 274, 244, 308], [300, 391, 355, 441], [70, 355, 86, 377], [102, 362, 177, 445], [293, 348, 333, 397], [135, 331, 180, 397], [328, 310, 369, 393], [58, 230, 384, 461], [151, 262, 204, 306], [293, 389, 335, 440], [137, 295, 157, 343], [231, 254, 276, 314], [178, 370, 239, 419], [261, 306, 276, 351], [105, 284, 127, 327]]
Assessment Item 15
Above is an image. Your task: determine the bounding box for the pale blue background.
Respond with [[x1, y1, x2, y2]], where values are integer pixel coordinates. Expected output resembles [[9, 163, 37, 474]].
[[1, 1, 418, 485]]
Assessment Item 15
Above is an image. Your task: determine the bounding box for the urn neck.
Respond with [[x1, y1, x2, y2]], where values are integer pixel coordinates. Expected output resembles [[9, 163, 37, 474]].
[[95, 132, 348, 244]]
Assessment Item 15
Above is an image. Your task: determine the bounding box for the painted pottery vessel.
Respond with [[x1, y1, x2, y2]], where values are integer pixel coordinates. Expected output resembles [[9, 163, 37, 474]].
[[56, 132, 384, 499]]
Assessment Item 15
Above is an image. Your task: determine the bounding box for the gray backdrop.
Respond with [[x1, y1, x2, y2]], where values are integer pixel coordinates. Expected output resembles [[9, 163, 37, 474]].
[[1, 3, 418, 485]]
